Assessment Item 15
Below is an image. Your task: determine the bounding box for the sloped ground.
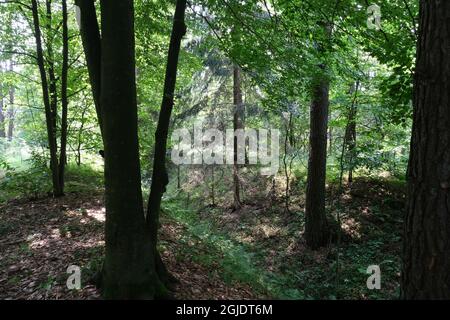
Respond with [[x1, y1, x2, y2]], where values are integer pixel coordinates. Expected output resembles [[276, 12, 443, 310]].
[[0, 177, 405, 300], [191, 177, 405, 299], [0, 192, 256, 300]]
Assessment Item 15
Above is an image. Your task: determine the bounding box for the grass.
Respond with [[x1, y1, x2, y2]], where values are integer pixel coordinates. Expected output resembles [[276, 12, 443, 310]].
[[161, 174, 405, 300], [1, 146, 406, 300], [0, 163, 103, 204], [162, 197, 306, 299]]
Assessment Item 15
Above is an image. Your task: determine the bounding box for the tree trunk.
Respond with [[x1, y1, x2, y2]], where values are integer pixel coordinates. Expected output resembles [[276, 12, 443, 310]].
[[31, 0, 62, 197], [77, 106, 88, 167], [58, 0, 69, 191], [232, 65, 244, 210], [345, 81, 359, 183], [211, 165, 215, 206], [304, 69, 330, 249], [177, 165, 181, 189], [0, 74, 5, 138], [283, 112, 293, 211], [100, 0, 159, 299], [328, 116, 332, 156], [7, 82, 14, 141], [45, 0, 60, 166], [146, 0, 186, 288], [304, 22, 332, 249], [75, 0, 103, 139], [401, 0, 450, 299]]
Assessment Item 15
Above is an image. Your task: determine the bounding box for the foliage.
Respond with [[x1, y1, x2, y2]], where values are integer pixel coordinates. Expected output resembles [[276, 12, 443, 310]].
[[0, 0, 418, 300]]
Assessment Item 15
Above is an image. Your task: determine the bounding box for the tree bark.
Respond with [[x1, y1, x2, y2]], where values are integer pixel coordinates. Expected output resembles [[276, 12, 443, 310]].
[[304, 23, 332, 249], [0, 72, 5, 138], [283, 112, 293, 211], [211, 165, 216, 206], [7, 82, 14, 142], [328, 114, 332, 156], [75, 0, 103, 139], [401, 0, 450, 299], [58, 0, 69, 190], [232, 64, 244, 210], [100, 0, 159, 299], [146, 0, 186, 287], [345, 81, 359, 183], [304, 69, 330, 249], [31, 0, 62, 197], [45, 1, 60, 167]]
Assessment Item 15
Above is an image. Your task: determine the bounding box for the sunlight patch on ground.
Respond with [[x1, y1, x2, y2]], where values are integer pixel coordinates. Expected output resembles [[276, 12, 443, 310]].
[[64, 207, 105, 223], [87, 208, 105, 222], [255, 224, 281, 238], [27, 233, 49, 249], [342, 217, 362, 239], [235, 234, 255, 244]]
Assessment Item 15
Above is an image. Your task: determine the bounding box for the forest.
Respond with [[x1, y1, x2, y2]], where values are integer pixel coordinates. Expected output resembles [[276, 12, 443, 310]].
[[0, 0, 448, 302]]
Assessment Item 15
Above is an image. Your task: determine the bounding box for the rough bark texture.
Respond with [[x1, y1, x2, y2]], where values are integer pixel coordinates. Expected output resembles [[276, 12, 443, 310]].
[[100, 0, 158, 299], [304, 22, 332, 249], [304, 69, 330, 249], [401, 0, 450, 299], [232, 65, 244, 210]]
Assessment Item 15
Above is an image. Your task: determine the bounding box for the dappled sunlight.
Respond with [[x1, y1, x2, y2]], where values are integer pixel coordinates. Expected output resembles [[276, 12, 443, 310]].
[[235, 234, 255, 244], [64, 206, 105, 224], [341, 217, 362, 240], [0, 193, 105, 299], [0, 0, 439, 300], [86, 208, 105, 222], [256, 224, 281, 239]]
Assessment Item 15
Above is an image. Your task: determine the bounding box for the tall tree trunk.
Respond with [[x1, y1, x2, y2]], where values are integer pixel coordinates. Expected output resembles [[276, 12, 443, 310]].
[[0, 73, 5, 138], [345, 81, 359, 183], [283, 112, 293, 211], [146, 0, 186, 287], [211, 165, 216, 207], [31, 0, 61, 197], [75, 0, 103, 139], [232, 64, 244, 210], [58, 0, 69, 190], [7, 81, 14, 142], [401, 0, 450, 299], [45, 1, 60, 170], [177, 165, 181, 189], [304, 23, 332, 249], [100, 0, 159, 299], [328, 114, 332, 156], [77, 106, 88, 166], [304, 69, 330, 249]]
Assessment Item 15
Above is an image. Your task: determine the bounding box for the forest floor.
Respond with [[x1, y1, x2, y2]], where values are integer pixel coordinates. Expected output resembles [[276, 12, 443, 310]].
[[0, 177, 405, 300], [0, 191, 255, 299]]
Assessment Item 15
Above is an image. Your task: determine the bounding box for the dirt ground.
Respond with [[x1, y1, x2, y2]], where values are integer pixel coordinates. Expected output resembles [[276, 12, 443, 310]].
[[0, 192, 256, 300]]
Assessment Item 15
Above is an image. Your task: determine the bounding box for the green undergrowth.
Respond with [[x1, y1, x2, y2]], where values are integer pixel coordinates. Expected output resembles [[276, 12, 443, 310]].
[[161, 177, 405, 300], [161, 197, 306, 299], [0, 163, 103, 203]]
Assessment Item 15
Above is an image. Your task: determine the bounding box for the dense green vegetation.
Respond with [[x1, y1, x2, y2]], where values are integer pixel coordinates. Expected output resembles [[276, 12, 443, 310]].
[[0, 0, 448, 301]]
